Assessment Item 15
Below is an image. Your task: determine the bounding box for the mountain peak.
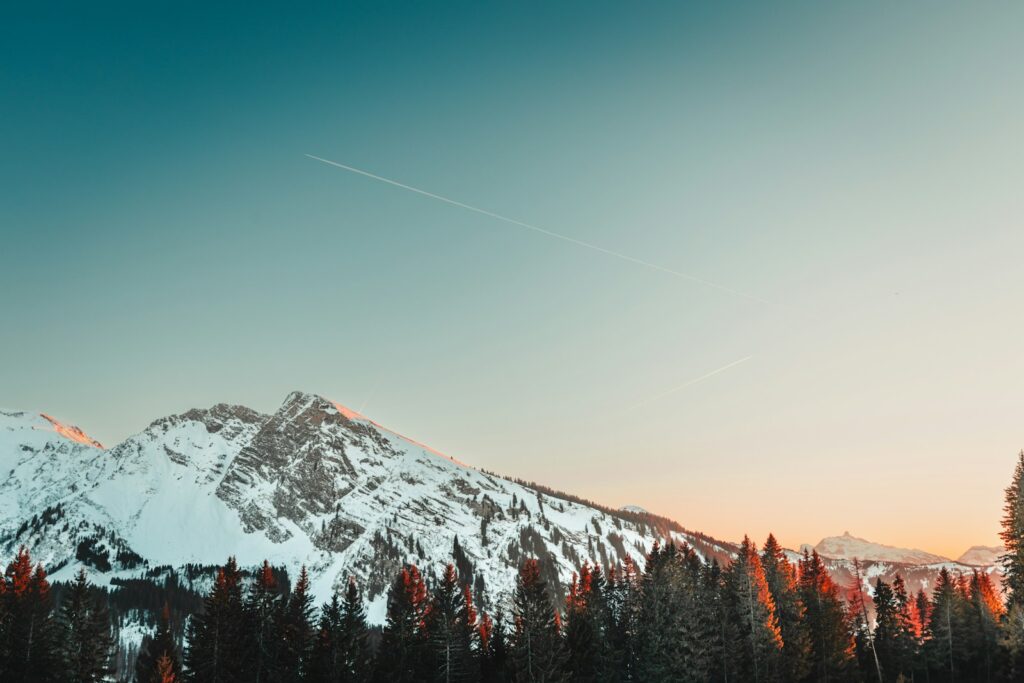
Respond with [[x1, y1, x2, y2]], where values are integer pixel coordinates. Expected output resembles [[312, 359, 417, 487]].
[[957, 545, 1002, 566], [39, 413, 104, 449], [280, 390, 333, 411], [814, 532, 950, 565]]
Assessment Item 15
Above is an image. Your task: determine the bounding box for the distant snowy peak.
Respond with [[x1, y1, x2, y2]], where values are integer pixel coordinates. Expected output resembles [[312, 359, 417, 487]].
[[957, 545, 1002, 566], [0, 409, 104, 451], [814, 531, 950, 565], [621, 505, 649, 514], [39, 413, 105, 449]]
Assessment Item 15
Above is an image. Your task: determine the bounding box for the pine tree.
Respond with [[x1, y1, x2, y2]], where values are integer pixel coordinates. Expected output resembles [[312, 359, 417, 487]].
[[723, 536, 783, 683], [245, 560, 281, 683], [510, 558, 565, 682], [137, 603, 181, 683], [375, 564, 433, 682], [889, 575, 920, 680], [430, 564, 476, 682], [184, 557, 247, 683], [870, 577, 920, 683], [923, 567, 967, 681], [609, 556, 641, 681], [562, 564, 601, 681], [58, 568, 114, 683], [633, 542, 720, 681], [1001, 450, 1024, 678], [797, 549, 854, 682], [3, 548, 58, 682], [761, 534, 812, 682], [599, 563, 631, 683], [308, 576, 372, 683], [1002, 450, 1024, 605], [480, 616, 511, 683], [849, 560, 882, 683], [274, 565, 315, 683], [964, 570, 1002, 681], [308, 592, 343, 683]]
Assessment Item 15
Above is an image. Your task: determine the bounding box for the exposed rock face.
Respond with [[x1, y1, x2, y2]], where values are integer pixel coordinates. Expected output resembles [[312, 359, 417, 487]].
[[0, 395, 1002, 627], [217, 392, 367, 544], [2, 392, 732, 623]]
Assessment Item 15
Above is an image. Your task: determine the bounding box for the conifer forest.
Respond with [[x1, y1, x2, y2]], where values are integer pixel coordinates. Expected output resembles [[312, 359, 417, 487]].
[[2, 451, 1024, 682]]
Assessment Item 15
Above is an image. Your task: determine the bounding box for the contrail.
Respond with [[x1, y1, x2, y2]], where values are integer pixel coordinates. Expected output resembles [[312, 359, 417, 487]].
[[624, 355, 753, 412], [306, 154, 765, 303]]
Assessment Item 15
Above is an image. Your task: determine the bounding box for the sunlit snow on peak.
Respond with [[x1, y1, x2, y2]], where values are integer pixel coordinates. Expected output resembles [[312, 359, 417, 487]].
[[39, 413, 104, 449]]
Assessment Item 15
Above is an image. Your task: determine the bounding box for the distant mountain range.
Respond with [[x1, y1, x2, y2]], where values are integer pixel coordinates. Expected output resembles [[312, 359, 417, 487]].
[[802, 531, 1002, 568], [0, 392, 1002, 634]]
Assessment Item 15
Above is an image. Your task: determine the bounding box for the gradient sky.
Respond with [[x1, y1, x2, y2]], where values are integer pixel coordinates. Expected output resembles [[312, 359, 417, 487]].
[[3, 2, 1022, 559]]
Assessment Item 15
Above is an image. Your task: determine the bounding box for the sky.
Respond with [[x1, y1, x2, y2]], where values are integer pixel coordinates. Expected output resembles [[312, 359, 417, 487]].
[[2, 1, 1022, 560]]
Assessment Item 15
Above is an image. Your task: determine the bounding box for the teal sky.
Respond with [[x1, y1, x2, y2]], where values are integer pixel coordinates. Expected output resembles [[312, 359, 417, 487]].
[[3, 1, 1022, 557]]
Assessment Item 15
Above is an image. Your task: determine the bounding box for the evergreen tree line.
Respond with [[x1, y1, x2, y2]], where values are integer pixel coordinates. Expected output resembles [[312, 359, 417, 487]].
[[0, 548, 114, 682], [7, 450, 1024, 681]]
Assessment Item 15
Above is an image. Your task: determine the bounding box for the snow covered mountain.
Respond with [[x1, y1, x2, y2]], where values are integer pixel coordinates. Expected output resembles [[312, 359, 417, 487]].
[[0, 393, 733, 623], [812, 531, 951, 565], [958, 545, 1003, 566], [0, 394, 1003, 631]]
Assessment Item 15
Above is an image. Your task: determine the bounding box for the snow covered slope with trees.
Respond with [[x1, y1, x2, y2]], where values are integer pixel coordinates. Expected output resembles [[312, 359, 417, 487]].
[[0, 393, 731, 622], [0, 395, 1000, 627]]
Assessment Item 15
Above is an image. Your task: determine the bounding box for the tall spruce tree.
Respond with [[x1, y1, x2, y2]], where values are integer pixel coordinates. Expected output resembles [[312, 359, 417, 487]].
[[1001, 450, 1024, 604], [430, 564, 477, 683], [797, 549, 854, 682], [245, 560, 281, 683], [923, 567, 967, 681], [136, 603, 181, 683], [479, 615, 511, 683], [307, 576, 373, 683], [375, 564, 433, 682], [761, 534, 812, 682], [965, 570, 1003, 681], [723, 536, 783, 683], [1001, 450, 1024, 678], [849, 560, 882, 683], [634, 542, 720, 681], [869, 577, 920, 683], [58, 568, 114, 683], [562, 564, 602, 682], [308, 592, 343, 683], [273, 565, 315, 683], [3, 548, 58, 682], [184, 557, 247, 683], [510, 558, 565, 682]]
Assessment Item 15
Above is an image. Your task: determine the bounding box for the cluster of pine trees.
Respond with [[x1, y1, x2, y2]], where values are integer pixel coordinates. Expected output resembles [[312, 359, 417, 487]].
[[0, 549, 113, 681], [9, 450, 1024, 681]]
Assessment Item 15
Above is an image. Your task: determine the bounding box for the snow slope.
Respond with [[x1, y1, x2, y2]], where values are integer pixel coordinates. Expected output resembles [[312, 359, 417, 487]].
[[0, 396, 1002, 627], [0, 393, 712, 623]]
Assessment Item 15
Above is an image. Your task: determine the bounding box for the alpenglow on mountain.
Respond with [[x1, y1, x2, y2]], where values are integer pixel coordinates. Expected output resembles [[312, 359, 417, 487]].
[[0, 391, 733, 621], [0, 391, 1000, 626]]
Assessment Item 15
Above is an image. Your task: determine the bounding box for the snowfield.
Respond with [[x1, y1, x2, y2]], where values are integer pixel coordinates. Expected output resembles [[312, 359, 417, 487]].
[[0, 394, 727, 624], [0, 394, 1000, 632]]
